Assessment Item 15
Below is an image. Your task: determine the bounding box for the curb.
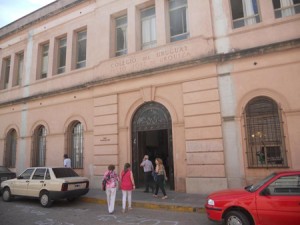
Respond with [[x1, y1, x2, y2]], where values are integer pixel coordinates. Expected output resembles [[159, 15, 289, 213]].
[[80, 197, 205, 213]]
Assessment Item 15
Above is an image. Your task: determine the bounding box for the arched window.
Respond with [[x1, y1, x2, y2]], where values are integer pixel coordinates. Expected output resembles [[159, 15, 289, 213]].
[[244, 97, 287, 168], [32, 125, 47, 167], [67, 121, 83, 168], [4, 129, 17, 168]]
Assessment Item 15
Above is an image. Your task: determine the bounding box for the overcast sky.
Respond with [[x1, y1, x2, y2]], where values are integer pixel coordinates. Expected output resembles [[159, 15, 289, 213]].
[[0, 0, 56, 28]]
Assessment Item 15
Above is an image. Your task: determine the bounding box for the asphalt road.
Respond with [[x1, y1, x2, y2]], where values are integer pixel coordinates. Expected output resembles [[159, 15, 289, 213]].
[[0, 197, 215, 225]]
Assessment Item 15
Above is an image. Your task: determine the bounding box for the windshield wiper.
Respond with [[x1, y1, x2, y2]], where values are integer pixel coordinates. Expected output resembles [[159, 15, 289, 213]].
[[245, 184, 253, 192]]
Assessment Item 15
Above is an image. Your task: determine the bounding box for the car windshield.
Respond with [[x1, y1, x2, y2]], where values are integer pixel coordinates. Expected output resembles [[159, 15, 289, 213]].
[[52, 168, 79, 178], [0, 166, 11, 173], [245, 172, 276, 192]]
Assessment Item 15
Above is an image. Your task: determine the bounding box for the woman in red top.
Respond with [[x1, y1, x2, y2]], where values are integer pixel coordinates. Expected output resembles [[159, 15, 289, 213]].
[[120, 163, 135, 213]]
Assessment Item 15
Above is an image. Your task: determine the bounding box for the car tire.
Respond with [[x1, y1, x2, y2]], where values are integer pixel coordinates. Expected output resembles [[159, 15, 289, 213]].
[[2, 187, 13, 202], [39, 191, 53, 208], [225, 210, 250, 225]]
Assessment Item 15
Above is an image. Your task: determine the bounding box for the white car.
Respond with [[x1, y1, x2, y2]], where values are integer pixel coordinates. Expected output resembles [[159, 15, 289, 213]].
[[0, 167, 89, 207]]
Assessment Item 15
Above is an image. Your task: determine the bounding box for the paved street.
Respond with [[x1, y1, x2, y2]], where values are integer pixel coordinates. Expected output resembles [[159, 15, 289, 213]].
[[0, 197, 215, 225]]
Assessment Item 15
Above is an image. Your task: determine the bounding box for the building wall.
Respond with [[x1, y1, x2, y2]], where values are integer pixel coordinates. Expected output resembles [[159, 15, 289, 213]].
[[234, 48, 300, 182], [0, 0, 300, 194]]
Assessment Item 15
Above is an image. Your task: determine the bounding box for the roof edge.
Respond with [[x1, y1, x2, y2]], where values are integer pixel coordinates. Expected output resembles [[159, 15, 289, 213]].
[[0, 0, 87, 40]]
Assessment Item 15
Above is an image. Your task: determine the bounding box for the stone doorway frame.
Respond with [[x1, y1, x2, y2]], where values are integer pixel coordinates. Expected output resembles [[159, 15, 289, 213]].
[[131, 101, 174, 190]]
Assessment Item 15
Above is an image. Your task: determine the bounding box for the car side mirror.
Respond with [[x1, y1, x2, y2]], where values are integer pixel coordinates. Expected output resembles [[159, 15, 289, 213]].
[[261, 187, 271, 196]]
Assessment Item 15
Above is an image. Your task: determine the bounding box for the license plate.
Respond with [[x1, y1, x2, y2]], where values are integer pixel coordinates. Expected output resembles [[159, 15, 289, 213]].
[[70, 183, 84, 190]]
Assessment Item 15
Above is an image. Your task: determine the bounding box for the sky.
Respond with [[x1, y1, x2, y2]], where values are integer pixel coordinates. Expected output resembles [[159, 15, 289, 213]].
[[0, 0, 56, 28]]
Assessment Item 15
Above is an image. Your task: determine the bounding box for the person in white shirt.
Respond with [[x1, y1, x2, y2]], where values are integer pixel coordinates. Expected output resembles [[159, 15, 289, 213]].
[[64, 154, 71, 168], [140, 155, 154, 193]]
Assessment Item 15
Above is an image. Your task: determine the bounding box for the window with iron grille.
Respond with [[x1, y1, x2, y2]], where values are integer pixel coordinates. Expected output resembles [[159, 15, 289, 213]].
[[4, 129, 17, 168], [67, 121, 83, 169], [244, 97, 287, 168], [32, 126, 47, 167], [272, 0, 300, 18], [230, 0, 261, 29]]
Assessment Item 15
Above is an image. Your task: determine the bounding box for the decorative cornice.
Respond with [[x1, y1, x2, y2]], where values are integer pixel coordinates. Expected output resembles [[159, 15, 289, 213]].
[[0, 38, 300, 108]]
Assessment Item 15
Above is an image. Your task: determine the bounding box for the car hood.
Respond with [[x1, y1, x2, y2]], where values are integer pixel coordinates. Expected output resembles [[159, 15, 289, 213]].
[[0, 178, 18, 186], [208, 188, 253, 200]]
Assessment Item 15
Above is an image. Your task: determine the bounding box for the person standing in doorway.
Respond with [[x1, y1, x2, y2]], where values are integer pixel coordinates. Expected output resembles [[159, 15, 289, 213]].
[[140, 155, 154, 193], [120, 163, 135, 213], [153, 158, 168, 199], [103, 164, 119, 214], [63, 154, 71, 168]]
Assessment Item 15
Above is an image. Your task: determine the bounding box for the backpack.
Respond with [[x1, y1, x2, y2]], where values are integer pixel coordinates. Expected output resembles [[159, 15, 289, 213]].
[[102, 173, 110, 191], [102, 179, 106, 191], [152, 171, 158, 182]]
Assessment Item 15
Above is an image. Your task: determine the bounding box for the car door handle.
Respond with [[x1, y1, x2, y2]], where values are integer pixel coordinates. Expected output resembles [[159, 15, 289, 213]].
[[40, 181, 44, 183], [26, 180, 30, 183]]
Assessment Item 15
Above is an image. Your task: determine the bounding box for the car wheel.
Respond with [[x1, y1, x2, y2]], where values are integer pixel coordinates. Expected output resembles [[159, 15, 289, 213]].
[[40, 191, 53, 207], [225, 210, 250, 225], [2, 187, 13, 202]]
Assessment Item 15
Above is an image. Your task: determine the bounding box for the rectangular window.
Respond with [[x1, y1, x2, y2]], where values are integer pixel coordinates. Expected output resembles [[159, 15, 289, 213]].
[[169, 0, 189, 42], [1, 57, 11, 89], [40, 43, 49, 79], [230, 0, 261, 29], [272, 0, 300, 18], [76, 30, 87, 69], [57, 37, 67, 74], [115, 16, 127, 56], [141, 7, 157, 49], [13, 52, 24, 87]]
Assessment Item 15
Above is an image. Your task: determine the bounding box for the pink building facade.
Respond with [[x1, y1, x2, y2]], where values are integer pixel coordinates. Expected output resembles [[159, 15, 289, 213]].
[[0, 0, 299, 193]]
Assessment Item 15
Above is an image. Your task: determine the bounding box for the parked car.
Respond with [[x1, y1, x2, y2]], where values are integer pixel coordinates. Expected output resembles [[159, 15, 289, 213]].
[[0, 166, 16, 186], [205, 171, 300, 225], [1, 167, 89, 207]]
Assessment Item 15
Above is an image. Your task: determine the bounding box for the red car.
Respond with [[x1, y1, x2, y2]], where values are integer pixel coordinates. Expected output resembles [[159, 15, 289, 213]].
[[205, 171, 300, 225]]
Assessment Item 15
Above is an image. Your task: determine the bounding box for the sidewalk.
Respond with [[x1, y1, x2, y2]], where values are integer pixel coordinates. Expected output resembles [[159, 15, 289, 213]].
[[80, 188, 207, 213]]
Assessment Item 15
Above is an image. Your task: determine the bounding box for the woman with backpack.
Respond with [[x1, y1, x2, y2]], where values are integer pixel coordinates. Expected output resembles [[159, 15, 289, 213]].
[[103, 164, 119, 214]]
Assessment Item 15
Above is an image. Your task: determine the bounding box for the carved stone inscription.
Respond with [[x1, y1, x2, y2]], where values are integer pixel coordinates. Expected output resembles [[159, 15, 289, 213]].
[[110, 45, 191, 75]]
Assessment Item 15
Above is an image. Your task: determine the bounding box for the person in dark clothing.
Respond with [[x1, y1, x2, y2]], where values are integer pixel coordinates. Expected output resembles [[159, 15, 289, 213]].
[[153, 158, 168, 199]]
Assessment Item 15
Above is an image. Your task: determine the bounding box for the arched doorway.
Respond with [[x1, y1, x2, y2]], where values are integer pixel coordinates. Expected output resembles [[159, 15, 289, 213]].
[[132, 102, 174, 190]]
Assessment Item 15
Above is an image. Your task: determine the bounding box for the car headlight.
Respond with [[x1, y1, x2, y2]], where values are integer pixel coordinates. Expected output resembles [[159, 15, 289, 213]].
[[207, 198, 215, 206]]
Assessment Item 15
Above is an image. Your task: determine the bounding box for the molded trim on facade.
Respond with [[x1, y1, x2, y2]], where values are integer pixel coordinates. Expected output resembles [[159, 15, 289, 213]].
[[0, 38, 300, 108]]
